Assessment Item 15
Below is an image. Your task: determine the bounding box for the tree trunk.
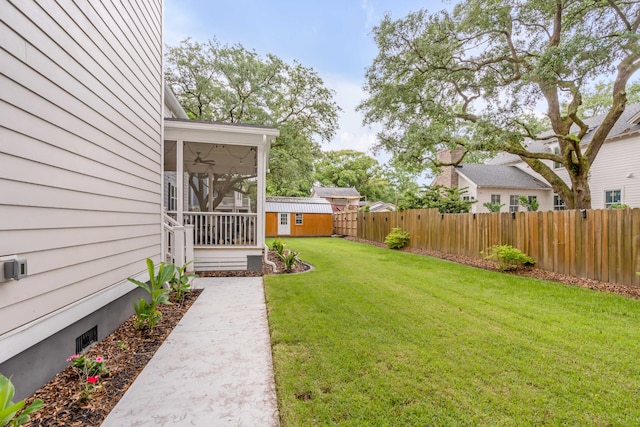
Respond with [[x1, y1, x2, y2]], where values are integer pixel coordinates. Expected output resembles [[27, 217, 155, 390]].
[[568, 172, 592, 210]]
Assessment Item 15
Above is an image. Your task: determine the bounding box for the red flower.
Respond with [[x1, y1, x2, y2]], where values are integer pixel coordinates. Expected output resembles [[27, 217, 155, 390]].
[[87, 376, 99, 384]]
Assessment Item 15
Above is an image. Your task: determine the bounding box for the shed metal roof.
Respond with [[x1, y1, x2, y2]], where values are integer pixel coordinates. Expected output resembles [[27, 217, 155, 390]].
[[265, 196, 333, 214]]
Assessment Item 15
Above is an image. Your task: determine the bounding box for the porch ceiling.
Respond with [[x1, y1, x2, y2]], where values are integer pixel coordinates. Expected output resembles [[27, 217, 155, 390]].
[[163, 119, 279, 175]]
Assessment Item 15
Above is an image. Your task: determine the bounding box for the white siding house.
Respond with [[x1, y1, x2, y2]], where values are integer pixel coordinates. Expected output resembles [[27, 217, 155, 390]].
[[437, 104, 640, 212], [454, 164, 553, 213], [0, 0, 164, 398]]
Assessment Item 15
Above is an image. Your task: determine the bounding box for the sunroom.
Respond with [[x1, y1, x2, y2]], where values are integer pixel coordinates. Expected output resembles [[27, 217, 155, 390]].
[[163, 118, 279, 271]]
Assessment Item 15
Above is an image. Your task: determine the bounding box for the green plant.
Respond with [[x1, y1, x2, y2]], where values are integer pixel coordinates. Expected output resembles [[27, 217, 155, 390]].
[[133, 299, 162, 330], [0, 374, 43, 427], [518, 196, 539, 212], [384, 227, 410, 249], [483, 202, 504, 212], [128, 259, 174, 330], [483, 245, 535, 271], [279, 250, 298, 272], [609, 203, 630, 209], [117, 340, 128, 351], [67, 354, 109, 377], [66, 355, 109, 401], [170, 261, 196, 304], [272, 238, 286, 256]]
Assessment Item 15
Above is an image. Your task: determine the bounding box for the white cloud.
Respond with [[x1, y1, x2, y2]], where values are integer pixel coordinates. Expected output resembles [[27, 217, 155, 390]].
[[361, 0, 377, 29], [323, 75, 386, 160]]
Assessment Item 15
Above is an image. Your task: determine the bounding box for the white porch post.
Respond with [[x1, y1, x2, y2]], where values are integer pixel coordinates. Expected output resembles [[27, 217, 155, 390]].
[[208, 174, 214, 212], [174, 139, 186, 266], [256, 136, 267, 247], [176, 139, 184, 225]]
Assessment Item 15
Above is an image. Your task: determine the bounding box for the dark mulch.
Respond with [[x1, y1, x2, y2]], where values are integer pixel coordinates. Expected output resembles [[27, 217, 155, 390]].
[[346, 237, 640, 300], [198, 250, 310, 277], [24, 290, 202, 427]]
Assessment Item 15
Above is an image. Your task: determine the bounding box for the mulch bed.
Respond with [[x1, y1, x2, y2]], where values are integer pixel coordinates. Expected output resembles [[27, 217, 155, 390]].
[[23, 290, 202, 427], [346, 236, 640, 300], [199, 249, 310, 277], [22, 251, 308, 426]]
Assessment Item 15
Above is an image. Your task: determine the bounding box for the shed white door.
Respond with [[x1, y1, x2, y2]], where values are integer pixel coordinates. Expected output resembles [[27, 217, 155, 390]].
[[278, 213, 291, 235]]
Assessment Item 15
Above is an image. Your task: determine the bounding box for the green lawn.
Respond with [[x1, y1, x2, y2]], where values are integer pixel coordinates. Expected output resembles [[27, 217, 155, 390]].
[[264, 238, 640, 426]]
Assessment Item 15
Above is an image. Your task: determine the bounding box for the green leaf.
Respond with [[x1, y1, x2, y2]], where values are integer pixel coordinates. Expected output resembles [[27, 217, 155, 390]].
[[127, 278, 151, 294], [0, 374, 15, 414]]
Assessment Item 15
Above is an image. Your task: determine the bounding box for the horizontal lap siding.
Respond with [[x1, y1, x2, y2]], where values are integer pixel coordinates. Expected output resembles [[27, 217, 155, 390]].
[[0, 0, 162, 334]]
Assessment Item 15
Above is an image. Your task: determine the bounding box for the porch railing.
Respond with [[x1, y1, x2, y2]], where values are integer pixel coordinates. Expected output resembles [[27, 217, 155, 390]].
[[184, 212, 258, 246], [162, 213, 194, 269]]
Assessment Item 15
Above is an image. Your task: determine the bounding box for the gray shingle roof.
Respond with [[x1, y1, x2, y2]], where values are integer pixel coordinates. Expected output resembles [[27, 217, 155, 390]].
[[456, 164, 551, 190], [265, 196, 333, 214], [312, 186, 361, 198]]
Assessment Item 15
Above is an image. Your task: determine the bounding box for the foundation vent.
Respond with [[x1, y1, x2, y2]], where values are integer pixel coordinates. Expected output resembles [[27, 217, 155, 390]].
[[75, 326, 98, 354]]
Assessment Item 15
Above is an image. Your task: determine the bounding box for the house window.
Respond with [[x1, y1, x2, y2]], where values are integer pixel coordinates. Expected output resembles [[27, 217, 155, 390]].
[[553, 195, 566, 211], [605, 189, 622, 208], [491, 194, 501, 205], [553, 147, 562, 169], [295, 213, 303, 225], [280, 213, 288, 225], [509, 195, 520, 213], [167, 182, 177, 211]]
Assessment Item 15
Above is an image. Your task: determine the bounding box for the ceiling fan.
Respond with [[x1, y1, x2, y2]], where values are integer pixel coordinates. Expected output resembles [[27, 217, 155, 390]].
[[193, 152, 215, 166]]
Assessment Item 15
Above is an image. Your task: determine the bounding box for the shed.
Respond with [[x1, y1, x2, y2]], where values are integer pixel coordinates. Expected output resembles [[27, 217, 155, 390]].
[[266, 197, 333, 237]]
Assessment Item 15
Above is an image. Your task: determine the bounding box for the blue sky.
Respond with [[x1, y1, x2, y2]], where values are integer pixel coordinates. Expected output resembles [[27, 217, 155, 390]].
[[164, 0, 449, 167]]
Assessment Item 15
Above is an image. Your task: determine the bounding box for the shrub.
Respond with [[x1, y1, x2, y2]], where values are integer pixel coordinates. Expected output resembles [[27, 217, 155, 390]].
[[170, 261, 196, 304], [279, 250, 298, 272], [385, 227, 410, 249], [0, 374, 43, 426], [128, 259, 174, 330], [484, 245, 535, 271], [271, 238, 286, 256], [609, 203, 630, 209]]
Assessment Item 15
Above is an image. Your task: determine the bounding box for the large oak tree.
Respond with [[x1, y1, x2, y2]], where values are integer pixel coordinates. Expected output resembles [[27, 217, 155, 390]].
[[165, 38, 340, 202], [359, 0, 640, 209]]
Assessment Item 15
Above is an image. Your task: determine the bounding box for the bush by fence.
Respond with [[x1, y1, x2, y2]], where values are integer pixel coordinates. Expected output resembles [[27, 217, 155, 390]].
[[337, 208, 640, 287]]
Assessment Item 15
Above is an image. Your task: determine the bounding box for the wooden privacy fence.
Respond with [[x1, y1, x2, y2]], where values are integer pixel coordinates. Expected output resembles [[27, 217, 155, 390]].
[[333, 211, 358, 237], [357, 208, 640, 287]]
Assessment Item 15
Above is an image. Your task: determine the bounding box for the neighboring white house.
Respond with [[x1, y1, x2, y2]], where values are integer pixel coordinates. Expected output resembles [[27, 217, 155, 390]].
[[435, 103, 640, 212], [311, 186, 361, 212], [0, 1, 277, 399]]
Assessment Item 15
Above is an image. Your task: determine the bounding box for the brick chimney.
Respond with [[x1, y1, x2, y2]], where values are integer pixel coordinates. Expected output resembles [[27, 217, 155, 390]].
[[432, 148, 463, 188]]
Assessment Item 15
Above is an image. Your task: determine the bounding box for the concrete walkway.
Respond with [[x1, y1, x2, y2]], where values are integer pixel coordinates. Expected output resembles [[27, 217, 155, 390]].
[[101, 277, 279, 427]]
